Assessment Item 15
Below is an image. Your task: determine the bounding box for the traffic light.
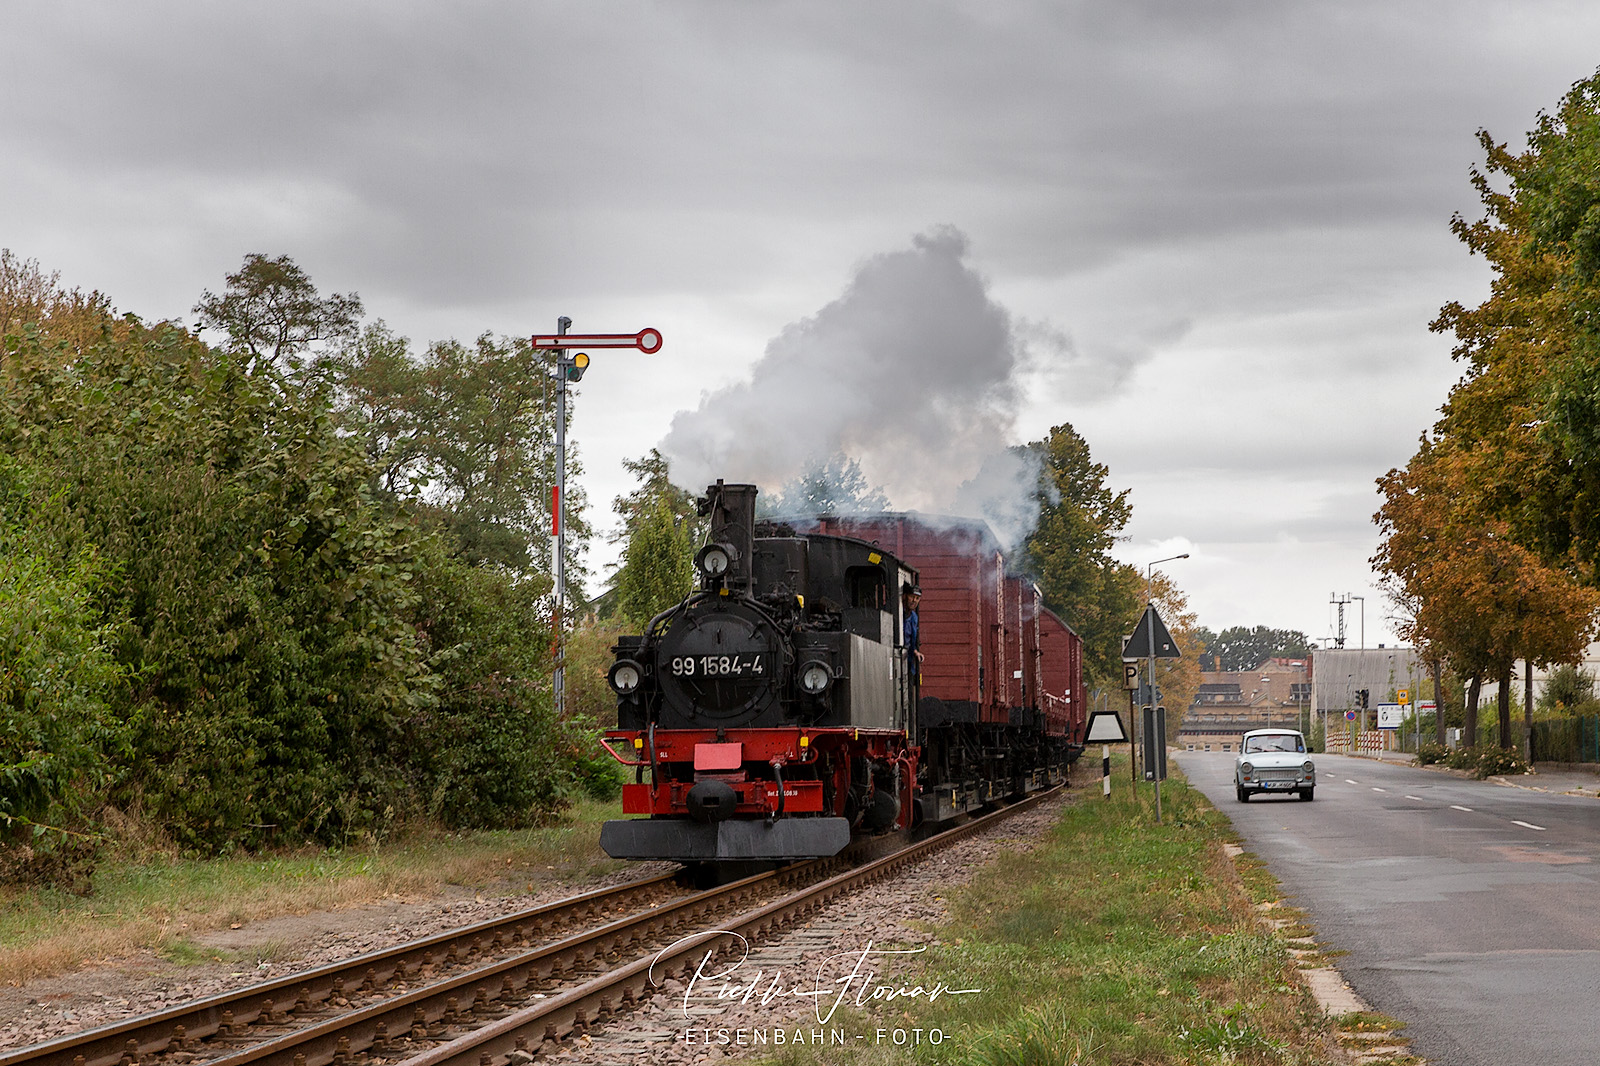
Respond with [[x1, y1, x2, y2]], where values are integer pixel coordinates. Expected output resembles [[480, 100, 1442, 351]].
[[1358, 689, 1369, 709], [562, 351, 590, 382]]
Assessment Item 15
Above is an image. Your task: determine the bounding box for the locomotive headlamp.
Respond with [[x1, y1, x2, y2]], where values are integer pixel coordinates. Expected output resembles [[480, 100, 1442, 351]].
[[608, 659, 644, 695], [799, 661, 832, 696], [695, 543, 733, 579]]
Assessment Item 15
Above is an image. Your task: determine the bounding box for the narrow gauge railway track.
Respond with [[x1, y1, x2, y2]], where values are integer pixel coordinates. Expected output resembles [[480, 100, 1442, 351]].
[[2, 853, 859, 1066], [6, 791, 1054, 1066], [400, 791, 1058, 1066], [0, 872, 696, 1066]]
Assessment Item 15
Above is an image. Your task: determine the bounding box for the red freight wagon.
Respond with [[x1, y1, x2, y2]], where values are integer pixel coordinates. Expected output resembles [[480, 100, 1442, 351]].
[[800, 513, 1085, 811], [1038, 607, 1084, 745], [806, 514, 1007, 720]]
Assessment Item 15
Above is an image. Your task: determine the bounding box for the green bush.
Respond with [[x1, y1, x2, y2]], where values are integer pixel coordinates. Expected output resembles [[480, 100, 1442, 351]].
[[0, 300, 627, 857], [1416, 742, 1448, 765], [0, 459, 127, 885], [1444, 744, 1531, 779], [0, 321, 592, 851], [1470, 746, 1531, 779]]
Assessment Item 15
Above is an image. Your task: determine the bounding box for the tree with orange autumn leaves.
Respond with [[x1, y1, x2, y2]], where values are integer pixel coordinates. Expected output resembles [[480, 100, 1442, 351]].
[[1375, 71, 1600, 748], [1148, 569, 1203, 733]]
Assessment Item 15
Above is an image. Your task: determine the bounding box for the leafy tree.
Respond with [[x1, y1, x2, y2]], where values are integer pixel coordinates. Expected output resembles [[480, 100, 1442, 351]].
[[1149, 571, 1201, 732], [1375, 70, 1600, 747], [404, 545, 579, 824], [1018, 424, 1137, 689], [324, 325, 592, 593], [611, 448, 700, 540], [610, 451, 698, 627], [564, 619, 633, 730], [194, 253, 363, 376], [1538, 664, 1600, 715], [1, 248, 120, 364], [1376, 442, 1600, 746], [762, 453, 890, 517], [1204, 626, 1313, 672], [325, 321, 433, 496], [0, 459, 126, 874], [615, 496, 696, 627], [2, 319, 445, 847]]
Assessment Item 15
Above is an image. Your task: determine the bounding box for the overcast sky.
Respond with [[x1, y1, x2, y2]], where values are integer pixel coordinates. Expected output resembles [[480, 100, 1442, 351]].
[[6, 2, 1598, 648]]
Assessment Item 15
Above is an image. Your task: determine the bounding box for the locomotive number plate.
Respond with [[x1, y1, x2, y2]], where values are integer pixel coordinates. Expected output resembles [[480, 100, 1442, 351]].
[[669, 653, 767, 678]]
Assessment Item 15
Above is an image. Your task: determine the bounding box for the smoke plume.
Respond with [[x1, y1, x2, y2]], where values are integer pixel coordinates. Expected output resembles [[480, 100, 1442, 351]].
[[661, 226, 1041, 541]]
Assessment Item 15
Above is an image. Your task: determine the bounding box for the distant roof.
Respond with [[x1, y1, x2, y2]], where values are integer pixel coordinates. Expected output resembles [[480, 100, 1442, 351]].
[[778, 511, 1007, 553]]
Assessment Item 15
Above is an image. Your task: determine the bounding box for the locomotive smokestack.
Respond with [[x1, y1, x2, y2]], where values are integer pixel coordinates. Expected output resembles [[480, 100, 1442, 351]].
[[699, 480, 758, 592]]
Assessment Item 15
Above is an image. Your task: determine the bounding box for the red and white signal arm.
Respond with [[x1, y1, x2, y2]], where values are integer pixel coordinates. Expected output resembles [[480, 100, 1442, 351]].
[[1085, 710, 1128, 744]]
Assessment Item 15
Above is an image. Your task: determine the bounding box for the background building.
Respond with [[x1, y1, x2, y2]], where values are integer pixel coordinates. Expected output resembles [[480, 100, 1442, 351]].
[[1179, 657, 1310, 752]]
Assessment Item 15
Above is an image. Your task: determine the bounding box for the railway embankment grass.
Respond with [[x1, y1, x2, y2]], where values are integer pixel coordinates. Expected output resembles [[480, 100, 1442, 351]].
[[764, 758, 1409, 1066], [0, 798, 625, 984]]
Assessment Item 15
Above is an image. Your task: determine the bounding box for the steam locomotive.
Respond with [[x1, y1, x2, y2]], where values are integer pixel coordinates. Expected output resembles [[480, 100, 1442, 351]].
[[598, 480, 1084, 864]]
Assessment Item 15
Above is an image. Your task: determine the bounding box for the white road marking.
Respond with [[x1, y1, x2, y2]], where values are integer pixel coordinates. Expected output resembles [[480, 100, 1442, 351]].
[[1405, 795, 1424, 801], [1345, 779, 1359, 785], [1372, 787, 1387, 793], [1512, 820, 1547, 831], [1451, 804, 1473, 812]]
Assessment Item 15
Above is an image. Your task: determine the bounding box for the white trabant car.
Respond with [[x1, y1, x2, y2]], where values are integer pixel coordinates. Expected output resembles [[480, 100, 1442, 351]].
[[1235, 728, 1316, 802]]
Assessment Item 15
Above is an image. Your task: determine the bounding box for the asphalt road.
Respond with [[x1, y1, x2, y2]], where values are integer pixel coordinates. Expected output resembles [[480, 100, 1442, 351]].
[[1174, 750, 1600, 1066]]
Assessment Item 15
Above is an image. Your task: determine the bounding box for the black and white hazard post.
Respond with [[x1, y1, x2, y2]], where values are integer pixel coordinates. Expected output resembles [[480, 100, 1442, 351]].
[[1085, 710, 1128, 798]]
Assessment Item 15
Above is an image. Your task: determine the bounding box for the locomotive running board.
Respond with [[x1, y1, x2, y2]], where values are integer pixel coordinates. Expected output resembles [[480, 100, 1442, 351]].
[[600, 817, 851, 861]]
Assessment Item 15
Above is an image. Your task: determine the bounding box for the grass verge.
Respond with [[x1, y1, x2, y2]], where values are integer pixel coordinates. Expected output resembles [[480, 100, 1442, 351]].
[[0, 797, 624, 984], [763, 757, 1350, 1066]]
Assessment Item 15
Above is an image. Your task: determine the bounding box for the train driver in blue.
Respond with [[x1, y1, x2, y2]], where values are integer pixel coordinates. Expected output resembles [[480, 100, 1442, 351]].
[[902, 582, 923, 688]]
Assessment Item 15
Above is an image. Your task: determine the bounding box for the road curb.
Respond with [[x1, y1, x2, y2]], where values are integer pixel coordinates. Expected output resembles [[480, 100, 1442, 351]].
[[1223, 842, 1423, 1065]]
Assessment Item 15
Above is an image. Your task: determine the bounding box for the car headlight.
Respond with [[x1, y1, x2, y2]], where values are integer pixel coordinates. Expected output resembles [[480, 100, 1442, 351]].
[[608, 659, 644, 695], [1240, 761, 1254, 776], [1303, 761, 1315, 774], [799, 661, 832, 695]]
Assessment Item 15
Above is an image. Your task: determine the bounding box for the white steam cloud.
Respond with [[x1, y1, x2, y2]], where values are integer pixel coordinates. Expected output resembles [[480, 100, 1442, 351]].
[[661, 226, 1044, 541]]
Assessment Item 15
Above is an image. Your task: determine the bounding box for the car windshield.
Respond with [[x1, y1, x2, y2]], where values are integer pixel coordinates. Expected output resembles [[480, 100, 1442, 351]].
[[1245, 735, 1304, 753]]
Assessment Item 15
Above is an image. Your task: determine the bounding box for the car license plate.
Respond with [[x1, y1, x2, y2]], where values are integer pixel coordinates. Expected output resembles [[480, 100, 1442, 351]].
[[1265, 781, 1292, 789]]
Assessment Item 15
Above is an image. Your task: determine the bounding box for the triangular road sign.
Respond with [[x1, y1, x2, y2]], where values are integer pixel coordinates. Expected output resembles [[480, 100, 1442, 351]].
[[1085, 709, 1128, 744], [1122, 606, 1181, 659]]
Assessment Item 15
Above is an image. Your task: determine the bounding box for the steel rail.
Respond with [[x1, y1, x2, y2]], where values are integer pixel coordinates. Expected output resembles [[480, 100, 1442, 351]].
[[402, 789, 1060, 1066], [0, 873, 681, 1066], [5, 789, 1057, 1066]]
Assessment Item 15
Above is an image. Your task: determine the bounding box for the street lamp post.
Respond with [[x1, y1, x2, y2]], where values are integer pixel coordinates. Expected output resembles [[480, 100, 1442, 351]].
[[1261, 675, 1272, 729]]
